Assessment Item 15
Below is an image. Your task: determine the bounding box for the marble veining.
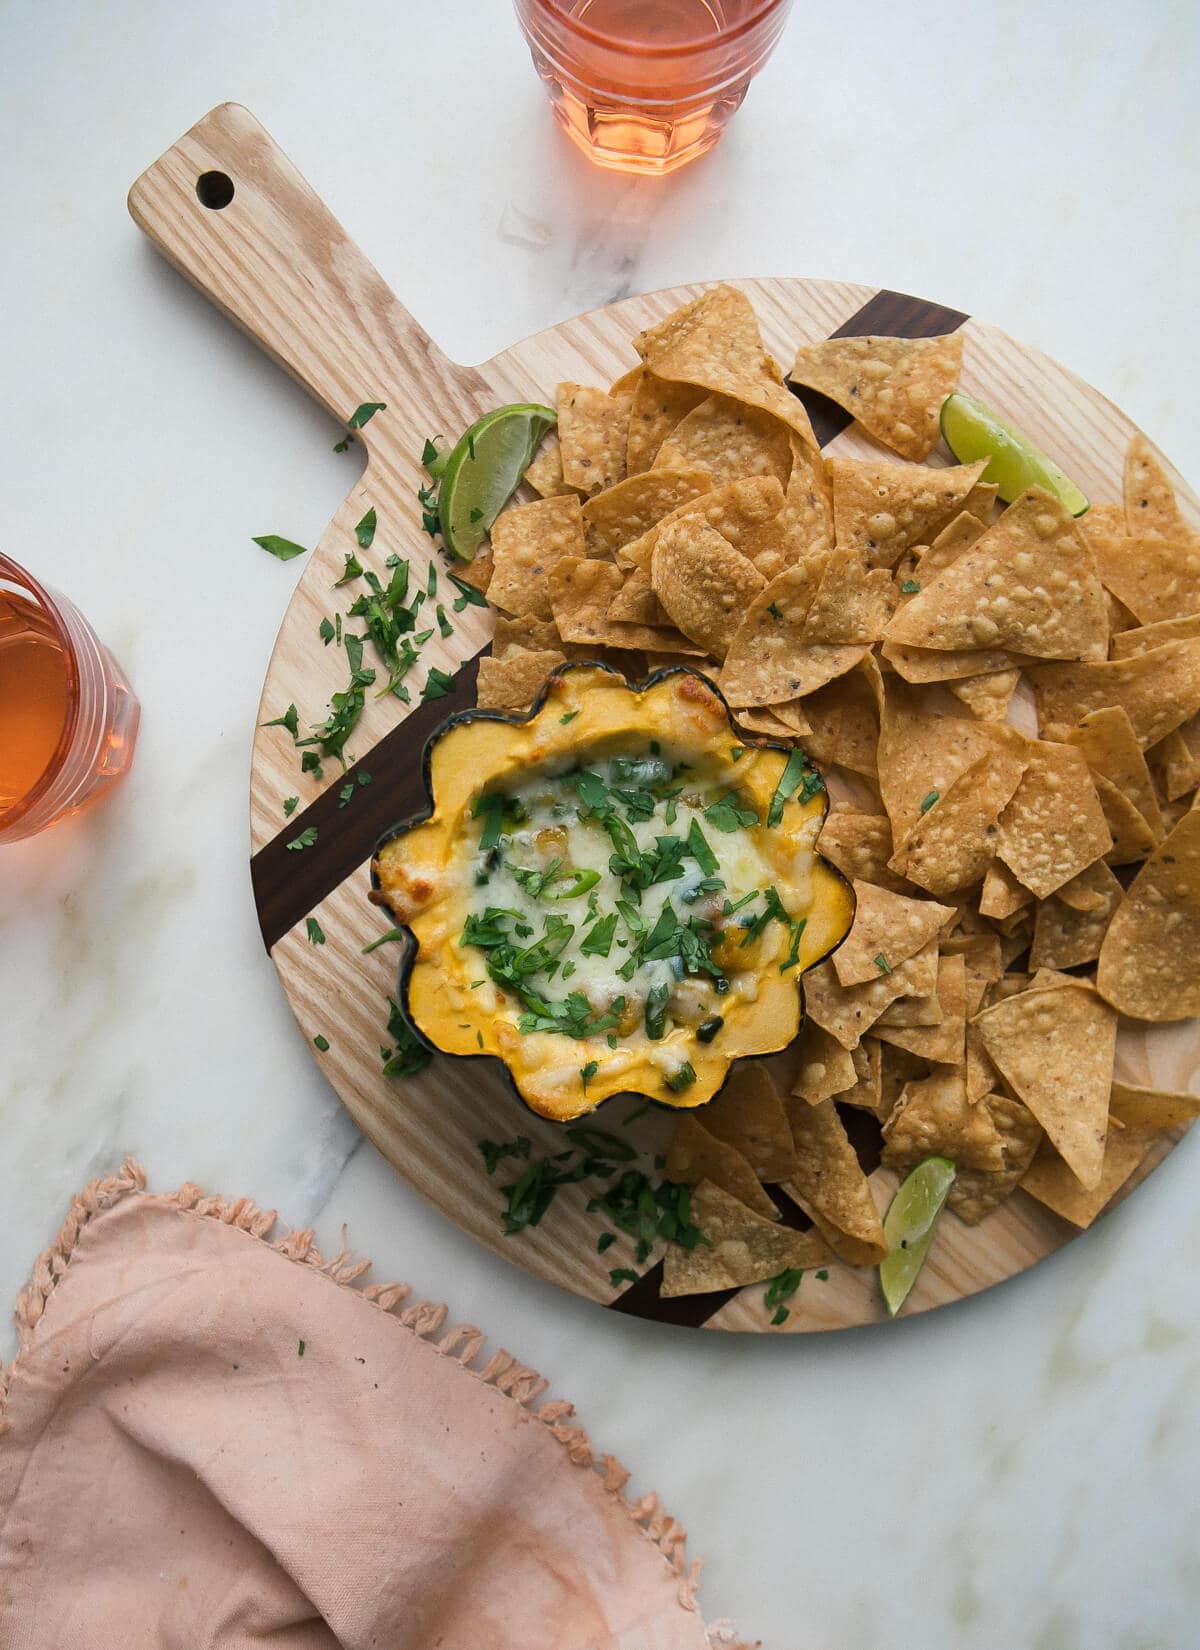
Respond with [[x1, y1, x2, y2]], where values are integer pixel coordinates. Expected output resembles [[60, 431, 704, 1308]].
[[2, 2, 1199, 1645]]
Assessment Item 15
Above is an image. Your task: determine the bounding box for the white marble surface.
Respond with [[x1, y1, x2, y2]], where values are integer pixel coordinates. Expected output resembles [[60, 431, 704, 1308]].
[[2, 2, 1199, 1644]]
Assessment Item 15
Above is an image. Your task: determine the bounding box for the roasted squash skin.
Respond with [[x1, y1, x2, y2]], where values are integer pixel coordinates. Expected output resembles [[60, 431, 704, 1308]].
[[371, 664, 854, 1122]]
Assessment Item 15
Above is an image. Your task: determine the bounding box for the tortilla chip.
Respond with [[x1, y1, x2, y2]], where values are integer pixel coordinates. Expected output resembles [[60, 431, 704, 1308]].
[[874, 953, 967, 1064], [486, 495, 587, 620], [893, 748, 1028, 897], [817, 810, 917, 896], [581, 468, 712, 558], [832, 1037, 886, 1118], [660, 1181, 830, 1297], [876, 677, 1019, 843], [557, 382, 629, 495], [1053, 857, 1120, 913], [736, 434, 834, 581], [1090, 774, 1158, 864], [766, 699, 813, 736], [882, 1067, 1005, 1173], [1124, 432, 1197, 540], [964, 1022, 999, 1103], [788, 332, 963, 461], [1109, 1081, 1200, 1134], [830, 456, 987, 570], [833, 881, 955, 987], [1087, 524, 1200, 628], [719, 556, 868, 707], [883, 488, 1108, 661], [1029, 640, 1200, 748], [698, 1063, 797, 1182], [524, 435, 583, 499], [1029, 860, 1121, 970], [1148, 714, 1200, 802], [882, 641, 1032, 683], [876, 980, 945, 1027], [1067, 705, 1164, 841], [948, 669, 1020, 723], [975, 980, 1116, 1189], [654, 392, 792, 487], [617, 475, 786, 577], [802, 941, 939, 1050], [665, 1114, 780, 1221], [801, 657, 883, 779], [492, 614, 563, 657], [963, 481, 1000, 524], [779, 1097, 888, 1266], [474, 649, 565, 711], [1018, 1128, 1153, 1230], [1110, 613, 1200, 659], [940, 931, 1005, 1010], [633, 284, 817, 448], [650, 519, 766, 659], [605, 568, 667, 626], [625, 372, 707, 474], [947, 1093, 1042, 1223], [734, 706, 802, 739], [802, 544, 895, 645], [1096, 809, 1200, 1021], [791, 1020, 860, 1105], [456, 545, 493, 596], [548, 558, 704, 654], [993, 740, 1112, 899]]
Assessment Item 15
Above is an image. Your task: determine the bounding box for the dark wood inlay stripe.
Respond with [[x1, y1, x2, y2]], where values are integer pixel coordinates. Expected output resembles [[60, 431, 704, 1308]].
[[251, 654, 483, 950], [788, 287, 971, 447]]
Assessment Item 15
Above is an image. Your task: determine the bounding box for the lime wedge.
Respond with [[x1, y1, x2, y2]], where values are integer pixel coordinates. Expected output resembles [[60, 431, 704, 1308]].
[[940, 392, 1089, 517], [879, 1155, 956, 1318], [438, 403, 556, 561]]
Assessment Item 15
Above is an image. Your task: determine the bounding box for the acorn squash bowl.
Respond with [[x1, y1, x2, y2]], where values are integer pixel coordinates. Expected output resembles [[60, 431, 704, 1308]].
[[370, 665, 853, 1122]]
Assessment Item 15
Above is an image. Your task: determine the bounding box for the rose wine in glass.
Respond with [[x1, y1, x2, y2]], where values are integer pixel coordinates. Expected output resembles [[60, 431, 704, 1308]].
[[0, 555, 140, 843], [513, 0, 793, 176]]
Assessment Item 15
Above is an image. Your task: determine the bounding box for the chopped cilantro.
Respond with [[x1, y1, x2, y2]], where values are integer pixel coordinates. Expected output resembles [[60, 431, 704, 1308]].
[[580, 1061, 599, 1089], [421, 665, 457, 701], [305, 917, 325, 945], [298, 1339, 306, 1356], [704, 794, 758, 833], [381, 997, 432, 1077], [730, 746, 745, 761], [764, 1268, 803, 1317], [739, 886, 789, 948], [362, 927, 406, 954], [597, 1232, 616, 1253], [580, 913, 618, 958], [875, 953, 893, 975], [355, 508, 377, 549], [421, 435, 444, 471], [900, 579, 921, 594], [767, 747, 822, 827], [312, 1034, 330, 1052], [253, 534, 308, 562], [560, 710, 580, 724], [282, 795, 299, 817], [287, 827, 319, 851], [920, 790, 939, 814], [333, 401, 386, 451], [479, 1136, 531, 1175], [664, 1061, 697, 1094], [318, 616, 335, 645], [262, 703, 299, 739], [301, 750, 324, 778], [449, 573, 488, 609], [436, 603, 453, 638], [609, 1268, 639, 1288], [780, 917, 808, 972], [686, 818, 720, 876], [335, 552, 364, 586]]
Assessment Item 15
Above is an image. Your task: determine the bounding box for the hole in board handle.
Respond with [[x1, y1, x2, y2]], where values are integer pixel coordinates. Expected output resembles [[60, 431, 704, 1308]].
[[196, 171, 235, 210]]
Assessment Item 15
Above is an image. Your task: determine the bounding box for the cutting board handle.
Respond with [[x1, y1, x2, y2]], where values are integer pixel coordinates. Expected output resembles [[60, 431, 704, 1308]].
[[128, 103, 455, 434]]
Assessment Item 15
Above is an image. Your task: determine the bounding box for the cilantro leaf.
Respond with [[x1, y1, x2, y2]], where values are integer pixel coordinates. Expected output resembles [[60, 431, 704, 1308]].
[[355, 508, 377, 549], [253, 534, 308, 562]]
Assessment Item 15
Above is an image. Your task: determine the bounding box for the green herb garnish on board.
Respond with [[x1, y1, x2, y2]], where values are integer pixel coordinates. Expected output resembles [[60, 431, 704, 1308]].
[[318, 616, 335, 646], [478, 1136, 531, 1176], [262, 703, 299, 739], [253, 534, 308, 562], [282, 796, 299, 817], [312, 1035, 330, 1052], [305, 917, 325, 945], [335, 552, 364, 587], [333, 401, 386, 451], [421, 666, 457, 702], [609, 1268, 639, 1288], [287, 826, 319, 851], [362, 927, 406, 955], [355, 508, 377, 549]]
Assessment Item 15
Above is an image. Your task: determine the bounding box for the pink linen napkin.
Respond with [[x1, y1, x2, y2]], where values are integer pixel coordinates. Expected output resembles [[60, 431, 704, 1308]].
[[0, 1161, 753, 1649]]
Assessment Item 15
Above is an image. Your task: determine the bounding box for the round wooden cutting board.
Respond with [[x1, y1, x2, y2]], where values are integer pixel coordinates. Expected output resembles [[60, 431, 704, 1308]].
[[129, 103, 1199, 1333]]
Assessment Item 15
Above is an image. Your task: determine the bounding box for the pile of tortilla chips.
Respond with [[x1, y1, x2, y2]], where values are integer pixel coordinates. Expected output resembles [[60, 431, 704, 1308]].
[[467, 285, 1200, 1314]]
